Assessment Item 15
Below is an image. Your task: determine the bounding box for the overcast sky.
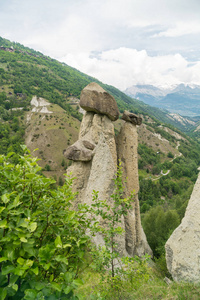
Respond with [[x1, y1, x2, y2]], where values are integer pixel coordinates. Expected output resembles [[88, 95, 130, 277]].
[[0, 0, 200, 90]]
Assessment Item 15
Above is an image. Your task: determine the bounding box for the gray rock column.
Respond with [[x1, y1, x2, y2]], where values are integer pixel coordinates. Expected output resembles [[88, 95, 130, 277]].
[[116, 111, 152, 257]]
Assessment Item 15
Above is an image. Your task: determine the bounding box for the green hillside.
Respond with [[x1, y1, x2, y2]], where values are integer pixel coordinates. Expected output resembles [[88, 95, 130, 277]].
[[1, 36, 200, 298], [0, 36, 194, 129]]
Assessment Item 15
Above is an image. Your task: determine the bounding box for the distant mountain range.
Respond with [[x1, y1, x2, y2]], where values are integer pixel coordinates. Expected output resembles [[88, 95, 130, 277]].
[[124, 84, 200, 117]]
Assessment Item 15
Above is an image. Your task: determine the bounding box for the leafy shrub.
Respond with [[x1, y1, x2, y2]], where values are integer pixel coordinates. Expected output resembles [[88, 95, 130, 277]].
[[0, 147, 91, 299], [142, 206, 180, 258]]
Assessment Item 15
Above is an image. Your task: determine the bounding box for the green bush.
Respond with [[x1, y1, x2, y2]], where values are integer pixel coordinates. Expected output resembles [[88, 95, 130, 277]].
[[0, 147, 91, 299], [142, 206, 180, 258]]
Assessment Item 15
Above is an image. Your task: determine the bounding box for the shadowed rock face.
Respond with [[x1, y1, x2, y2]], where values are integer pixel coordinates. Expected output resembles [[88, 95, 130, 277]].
[[80, 82, 119, 121], [165, 173, 200, 282], [64, 84, 152, 258]]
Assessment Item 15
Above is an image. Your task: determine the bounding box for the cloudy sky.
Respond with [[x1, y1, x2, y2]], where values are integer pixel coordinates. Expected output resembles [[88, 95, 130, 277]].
[[0, 0, 200, 90]]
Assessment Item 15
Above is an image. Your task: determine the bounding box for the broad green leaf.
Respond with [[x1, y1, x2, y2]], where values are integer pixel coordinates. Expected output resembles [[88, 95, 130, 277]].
[[2, 265, 15, 275], [0, 207, 5, 214], [55, 235, 62, 248], [11, 284, 18, 292], [26, 173, 37, 179], [0, 288, 7, 300], [9, 274, 19, 284], [28, 222, 37, 232], [50, 274, 54, 282], [20, 145, 27, 151], [24, 259, 33, 268], [34, 282, 45, 291], [6, 152, 15, 158], [7, 195, 22, 210], [6, 249, 15, 261], [14, 267, 25, 276], [64, 286, 72, 295], [68, 211, 76, 220], [1, 236, 11, 242], [79, 237, 89, 244], [23, 243, 36, 257], [18, 219, 29, 228], [0, 257, 7, 263], [73, 278, 83, 286], [24, 289, 37, 299], [44, 263, 51, 270], [51, 282, 62, 292], [13, 240, 21, 246], [20, 237, 28, 243], [17, 257, 25, 265], [55, 255, 68, 265], [1, 194, 10, 204], [0, 219, 7, 228], [63, 243, 71, 249], [31, 267, 39, 275], [64, 272, 73, 283]]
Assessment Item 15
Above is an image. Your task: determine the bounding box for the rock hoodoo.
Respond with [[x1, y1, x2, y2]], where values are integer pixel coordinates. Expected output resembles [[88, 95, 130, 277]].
[[64, 82, 151, 257], [117, 111, 152, 257], [165, 172, 200, 282]]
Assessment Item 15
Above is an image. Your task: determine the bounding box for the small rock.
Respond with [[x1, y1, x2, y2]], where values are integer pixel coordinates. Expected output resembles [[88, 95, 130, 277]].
[[80, 82, 119, 121], [63, 140, 95, 161], [82, 140, 95, 150], [122, 110, 142, 125], [164, 277, 172, 285]]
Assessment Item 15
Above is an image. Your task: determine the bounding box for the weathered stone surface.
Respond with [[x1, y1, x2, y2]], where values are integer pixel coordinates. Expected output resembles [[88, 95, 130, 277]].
[[165, 172, 200, 282], [116, 120, 152, 257], [79, 112, 117, 165], [122, 110, 142, 125], [67, 112, 118, 203], [67, 112, 127, 256], [63, 140, 95, 161], [67, 112, 118, 206], [80, 82, 119, 121]]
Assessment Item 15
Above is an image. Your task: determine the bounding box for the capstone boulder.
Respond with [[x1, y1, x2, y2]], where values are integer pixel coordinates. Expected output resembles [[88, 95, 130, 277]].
[[80, 82, 119, 121], [122, 110, 142, 125]]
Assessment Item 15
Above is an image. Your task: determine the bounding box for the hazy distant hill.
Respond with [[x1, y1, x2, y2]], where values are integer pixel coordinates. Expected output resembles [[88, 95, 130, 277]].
[[124, 84, 200, 117]]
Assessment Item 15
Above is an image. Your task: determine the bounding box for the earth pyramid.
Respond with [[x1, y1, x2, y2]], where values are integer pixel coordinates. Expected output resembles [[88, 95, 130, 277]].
[[64, 82, 152, 257]]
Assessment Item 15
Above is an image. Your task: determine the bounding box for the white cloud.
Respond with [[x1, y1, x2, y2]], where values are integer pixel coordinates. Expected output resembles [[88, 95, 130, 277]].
[[0, 0, 200, 89], [153, 21, 200, 38], [60, 48, 200, 90]]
